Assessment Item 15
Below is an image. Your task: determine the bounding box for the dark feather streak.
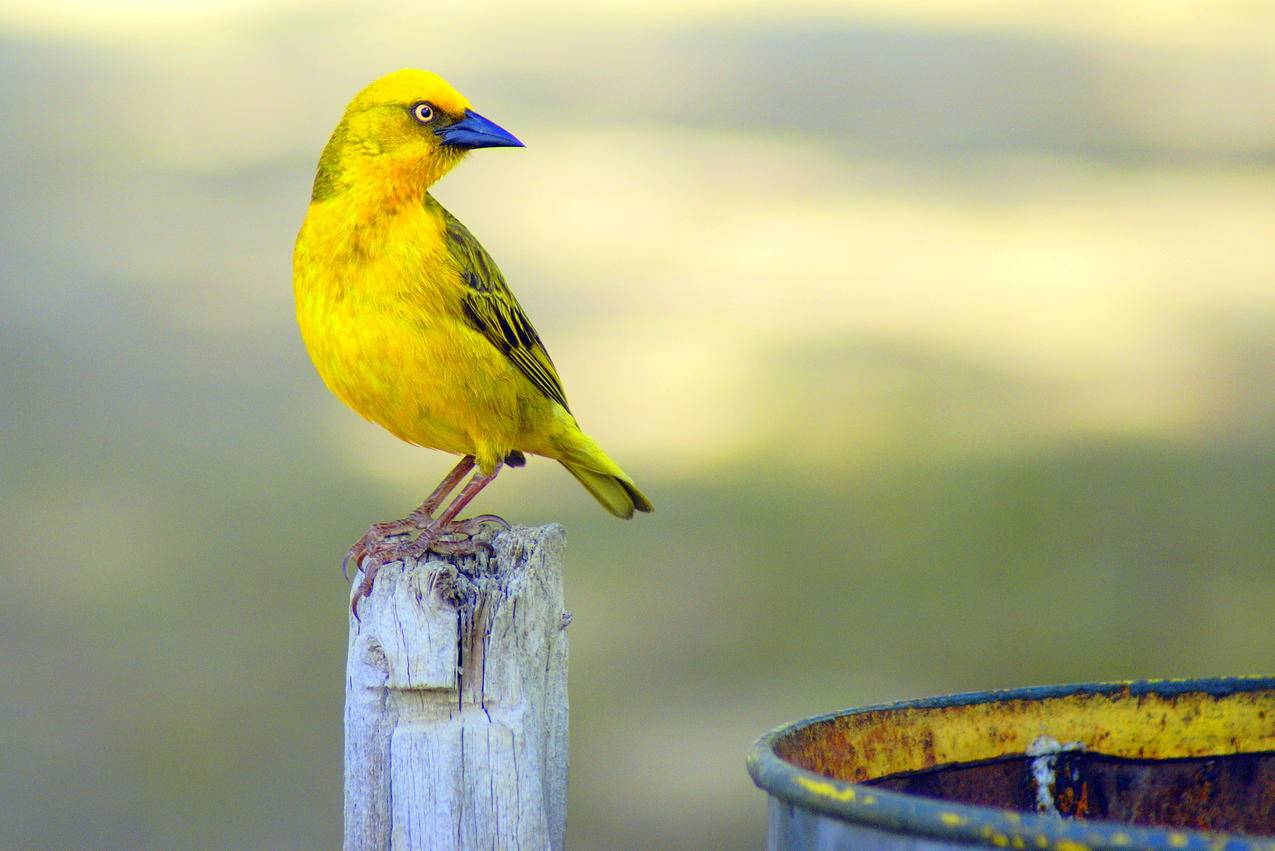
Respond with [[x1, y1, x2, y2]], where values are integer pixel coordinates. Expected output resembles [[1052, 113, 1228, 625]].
[[442, 205, 571, 413]]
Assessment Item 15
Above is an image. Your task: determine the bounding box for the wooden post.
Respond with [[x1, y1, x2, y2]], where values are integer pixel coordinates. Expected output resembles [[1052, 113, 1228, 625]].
[[343, 524, 569, 851]]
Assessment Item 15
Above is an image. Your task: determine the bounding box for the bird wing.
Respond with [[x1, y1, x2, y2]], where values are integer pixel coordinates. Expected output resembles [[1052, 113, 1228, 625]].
[[442, 208, 572, 413]]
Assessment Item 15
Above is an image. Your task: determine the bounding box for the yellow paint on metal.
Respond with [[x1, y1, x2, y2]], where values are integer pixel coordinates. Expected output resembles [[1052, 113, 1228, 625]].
[[940, 812, 968, 827], [794, 775, 855, 802], [774, 684, 1274, 783], [982, 825, 1012, 847]]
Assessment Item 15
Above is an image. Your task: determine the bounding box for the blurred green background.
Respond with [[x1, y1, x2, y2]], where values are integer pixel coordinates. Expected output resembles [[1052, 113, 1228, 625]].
[[2, 1, 1273, 847]]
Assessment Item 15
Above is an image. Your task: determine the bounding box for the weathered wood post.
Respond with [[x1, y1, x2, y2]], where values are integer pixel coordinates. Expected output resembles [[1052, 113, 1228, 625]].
[[344, 524, 569, 850]]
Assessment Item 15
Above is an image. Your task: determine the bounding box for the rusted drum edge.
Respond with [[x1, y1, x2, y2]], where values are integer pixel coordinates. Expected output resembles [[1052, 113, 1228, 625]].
[[748, 678, 1275, 851]]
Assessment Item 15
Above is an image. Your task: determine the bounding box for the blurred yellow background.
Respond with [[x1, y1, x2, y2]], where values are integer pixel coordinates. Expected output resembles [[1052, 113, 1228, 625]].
[[1, 1, 1273, 847]]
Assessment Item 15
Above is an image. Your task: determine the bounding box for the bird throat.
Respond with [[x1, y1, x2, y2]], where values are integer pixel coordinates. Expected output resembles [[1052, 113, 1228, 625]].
[[310, 122, 463, 209]]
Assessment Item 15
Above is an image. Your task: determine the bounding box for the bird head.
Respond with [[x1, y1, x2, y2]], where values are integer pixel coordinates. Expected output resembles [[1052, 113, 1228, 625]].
[[311, 69, 522, 202]]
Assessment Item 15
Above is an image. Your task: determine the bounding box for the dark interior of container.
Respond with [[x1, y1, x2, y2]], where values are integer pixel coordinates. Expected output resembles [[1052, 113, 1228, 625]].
[[867, 750, 1275, 835]]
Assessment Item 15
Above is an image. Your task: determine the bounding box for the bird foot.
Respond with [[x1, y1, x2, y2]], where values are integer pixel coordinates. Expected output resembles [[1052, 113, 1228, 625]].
[[343, 517, 419, 581], [349, 514, 511, 619], [441, 513, 511, 538]]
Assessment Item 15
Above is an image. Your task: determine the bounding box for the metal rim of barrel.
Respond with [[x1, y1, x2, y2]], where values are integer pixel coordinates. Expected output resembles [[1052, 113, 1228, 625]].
[[747, 676, 1275, 851]]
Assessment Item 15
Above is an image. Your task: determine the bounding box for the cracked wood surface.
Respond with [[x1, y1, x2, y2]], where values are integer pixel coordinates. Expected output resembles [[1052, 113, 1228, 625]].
[[343, 525, 569, 850]]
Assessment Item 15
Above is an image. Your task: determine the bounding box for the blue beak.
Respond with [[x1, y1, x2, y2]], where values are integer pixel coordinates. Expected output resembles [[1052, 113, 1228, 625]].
[[436, 109, 524, 149]]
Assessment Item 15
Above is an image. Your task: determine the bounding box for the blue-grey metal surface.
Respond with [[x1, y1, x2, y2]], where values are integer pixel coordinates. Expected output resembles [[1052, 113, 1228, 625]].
[[769, 800, 965, 851]]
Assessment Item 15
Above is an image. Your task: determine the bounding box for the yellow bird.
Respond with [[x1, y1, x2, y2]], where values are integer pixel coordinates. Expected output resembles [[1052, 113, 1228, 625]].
[[294, 69, 651, 610]]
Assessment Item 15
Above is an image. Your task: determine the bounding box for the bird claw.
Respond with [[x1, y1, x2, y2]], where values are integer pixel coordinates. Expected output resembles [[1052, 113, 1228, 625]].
[[347, 514, 510, 619], [447, 513, 511, 536], [343, 517, 419, 581], [349, 556, 378, 620]]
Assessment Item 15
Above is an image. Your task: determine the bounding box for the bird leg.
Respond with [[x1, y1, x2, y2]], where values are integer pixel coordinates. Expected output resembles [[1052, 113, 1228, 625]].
[[435, 463, 504, 526], [342, 455, 476, 580], [350, 460, 510, 618], [409, 455, 477, 523]]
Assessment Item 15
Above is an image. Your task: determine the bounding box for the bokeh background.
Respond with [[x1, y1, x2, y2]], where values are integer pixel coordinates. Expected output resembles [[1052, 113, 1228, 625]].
[[2, 1, 1273, 847]]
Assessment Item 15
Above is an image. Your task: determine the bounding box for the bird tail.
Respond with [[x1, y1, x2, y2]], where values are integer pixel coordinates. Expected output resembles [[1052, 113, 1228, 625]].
[[562, 461, 652, 518], [554, 428, 652, 519]]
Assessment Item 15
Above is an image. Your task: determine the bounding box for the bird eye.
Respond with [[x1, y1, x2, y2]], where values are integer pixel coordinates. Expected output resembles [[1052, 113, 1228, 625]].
[[411, 102, 434, 124]]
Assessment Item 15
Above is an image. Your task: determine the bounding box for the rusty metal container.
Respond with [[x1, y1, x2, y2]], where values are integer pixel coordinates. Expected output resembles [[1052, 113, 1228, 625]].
[[748, 678, 1274, 849]]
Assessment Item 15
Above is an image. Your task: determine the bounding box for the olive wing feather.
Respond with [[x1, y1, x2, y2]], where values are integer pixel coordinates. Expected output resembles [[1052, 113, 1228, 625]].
[[443, 209, 571, 413]]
